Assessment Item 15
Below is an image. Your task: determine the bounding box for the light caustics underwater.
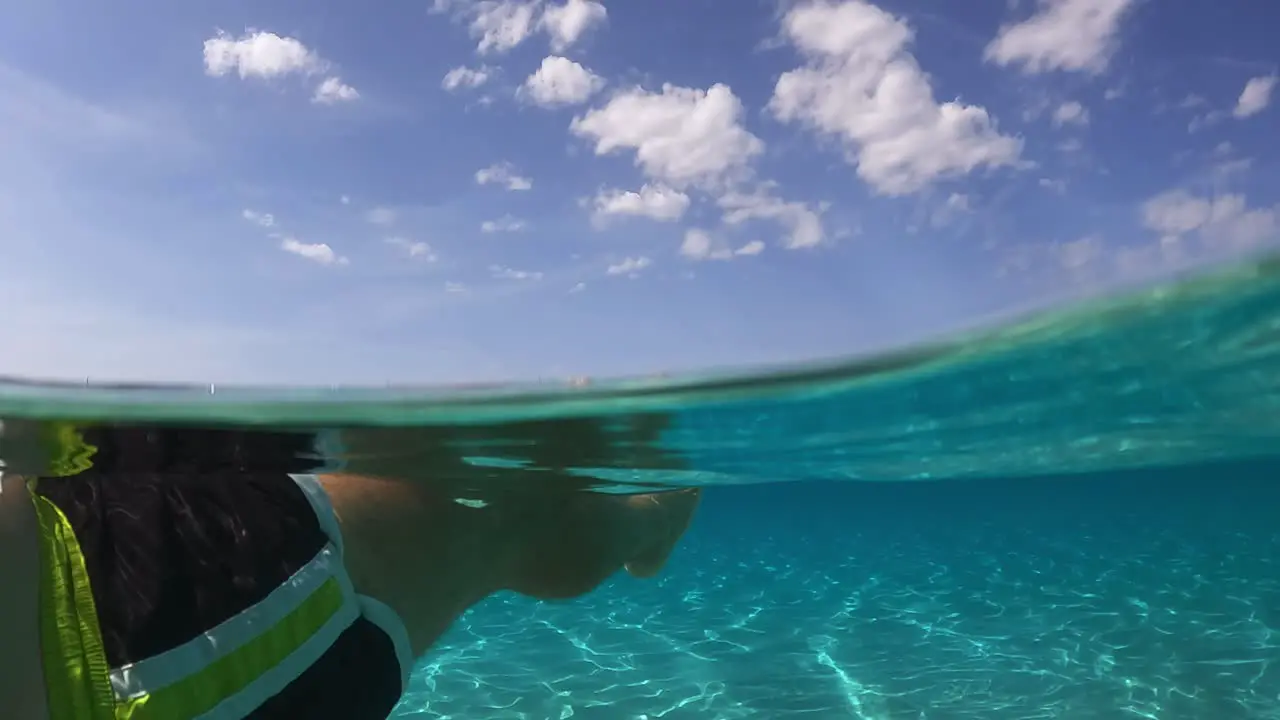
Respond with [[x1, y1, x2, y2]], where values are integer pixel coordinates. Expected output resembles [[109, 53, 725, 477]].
[[4, 256, 1280, 718]]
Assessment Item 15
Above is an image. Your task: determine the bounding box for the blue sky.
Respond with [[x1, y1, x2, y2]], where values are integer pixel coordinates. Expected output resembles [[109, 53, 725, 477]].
[[0, 0, 1276, 385]]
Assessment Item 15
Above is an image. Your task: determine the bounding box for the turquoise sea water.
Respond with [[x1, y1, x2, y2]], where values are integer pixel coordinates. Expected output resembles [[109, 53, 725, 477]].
[[4, 257, 1280, 718]]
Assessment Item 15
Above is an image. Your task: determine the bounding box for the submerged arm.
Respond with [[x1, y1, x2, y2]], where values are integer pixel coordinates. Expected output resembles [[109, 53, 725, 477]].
[[313, 473, 700, 657]]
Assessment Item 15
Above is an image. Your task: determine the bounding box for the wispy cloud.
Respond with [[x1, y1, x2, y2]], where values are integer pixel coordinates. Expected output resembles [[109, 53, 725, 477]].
[[481, 215, 528, 233], [386, 236, 437, 260], [490, 264, 543, 280], [475, 162, 533, 191], [606, 256, 652, 277]]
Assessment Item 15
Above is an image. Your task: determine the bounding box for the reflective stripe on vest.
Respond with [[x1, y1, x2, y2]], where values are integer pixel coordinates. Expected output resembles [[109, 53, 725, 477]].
[[29, 481, 362, 720]]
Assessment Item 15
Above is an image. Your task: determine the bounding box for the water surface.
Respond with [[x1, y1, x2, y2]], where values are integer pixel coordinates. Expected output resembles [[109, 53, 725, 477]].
[[3, 257, 1279, 718]]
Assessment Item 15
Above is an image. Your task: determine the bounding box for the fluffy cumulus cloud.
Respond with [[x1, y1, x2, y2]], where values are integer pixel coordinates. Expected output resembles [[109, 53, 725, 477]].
[[522, 56, 605, 107], [540, 0, 608, 52], [470, 1, 540, 54], [313, 76, 359, 104], [571, 83, 764, 190], [1234, 76, 1276, 119], [592, 184, 691, 222], [984, 0, 1136, 75], [203, 29, 357, 103], [442, 65, 491, 91], [442, 0, 607, 54], [281, 237, 347, 265], [475, 162, 533, 190], [203, 30, 322, 78], [1142, 190, 1278, 253], [770, 1, 1022, 196]]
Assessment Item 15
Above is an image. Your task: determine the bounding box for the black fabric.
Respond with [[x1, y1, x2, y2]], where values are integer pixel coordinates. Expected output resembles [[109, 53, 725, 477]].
[[34, 426, 405, 718], [249, 616, 404, 719]]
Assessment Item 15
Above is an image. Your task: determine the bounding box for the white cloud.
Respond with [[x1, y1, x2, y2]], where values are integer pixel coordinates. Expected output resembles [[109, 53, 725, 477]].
[[281, 237, 347, 265], [522, 56, 605, 107], [571, 83, 763, 190], [313, 76, 359, 104], [481, 215, 528, 233], [367, 207, 396, 225], [1188, 109, 1227, 134], [439, 0, 605, 54], [930, 192, 973, 228], [1057, 235, 1103, 270], [1179, 94, 1208, 109], [445, 281, 468, 293], [442, 65, 491, 91], [1039, 177, 1068, 194], [1234, 76, 1276, 119], [242, 209, 275, 227], [1052, 100, 1090, 126], [770, 1, 1022, 196], [475, 162, 533, 190], [718, 190, 825, 249], [680, 229, 718, 260], [606, 256, 652, 276], [490, 264, 542, 280], [386, 237, 437, 260], [592, 184, 690, 222], [984, 0, 1136, 75], [471, 1, 539, 54], [203, 29, 324, 79], [540, 0, 608, 51], [679, 228, 762, 261], [1142, 190, 1212, 237], [1212, 157, 1252, 184], [1142, 190, 1278, 252], [340, 195, 351, 205], [203, 30, 358, 103]]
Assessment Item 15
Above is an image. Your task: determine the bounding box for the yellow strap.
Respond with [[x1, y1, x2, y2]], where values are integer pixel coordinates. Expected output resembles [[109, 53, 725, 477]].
[[29, 481, 116, 720], [116, 578, 345, 720], [44, 423, 98, 477], [29, 476, 351, 720]]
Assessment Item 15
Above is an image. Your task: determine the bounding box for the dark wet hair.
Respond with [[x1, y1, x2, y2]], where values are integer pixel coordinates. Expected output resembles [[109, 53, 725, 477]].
[[75, 425, 328, 475]]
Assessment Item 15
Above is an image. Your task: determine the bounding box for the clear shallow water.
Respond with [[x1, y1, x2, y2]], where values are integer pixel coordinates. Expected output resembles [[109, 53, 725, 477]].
[[397, 469, 1279, 719], [3, 256, 1280, 718]]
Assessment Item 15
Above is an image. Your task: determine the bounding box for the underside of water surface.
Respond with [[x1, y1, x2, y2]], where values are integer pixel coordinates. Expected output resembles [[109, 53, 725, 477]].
[[3, 255, 1280, 718]]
